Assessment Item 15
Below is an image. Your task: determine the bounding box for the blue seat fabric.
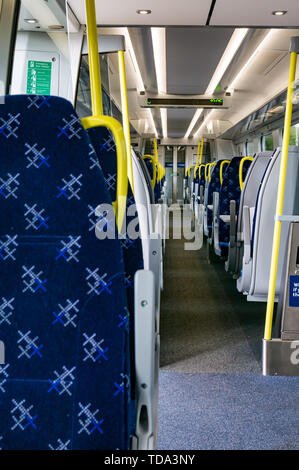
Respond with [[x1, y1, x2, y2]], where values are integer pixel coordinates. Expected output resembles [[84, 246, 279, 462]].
[[206, 160, 229, 237], [218, 157, 252, 257], [87, 126, 144, 404], [0, 95, 132, 450]]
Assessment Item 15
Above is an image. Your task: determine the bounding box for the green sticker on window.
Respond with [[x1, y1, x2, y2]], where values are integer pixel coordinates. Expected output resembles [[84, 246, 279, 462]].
[[26, 60, 52, 95]]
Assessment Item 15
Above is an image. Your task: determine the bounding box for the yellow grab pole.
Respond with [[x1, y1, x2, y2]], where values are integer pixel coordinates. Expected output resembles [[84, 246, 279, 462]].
[[118, 50, 134, 193], [264, 48, 298, 340], [153, 138, 159, 164], [85, 0, 103, 116], [205, 163, 210, 181], [81, 115, 128, 230], [239, 157, 254, 191], [220, 160, 230, 185], [200, 137, 204, 165], [196, 140, 201, 167]]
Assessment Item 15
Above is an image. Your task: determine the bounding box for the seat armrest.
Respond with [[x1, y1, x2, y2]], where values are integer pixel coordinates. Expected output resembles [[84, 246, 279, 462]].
[[229, 200, 236, 246], [213, 191, 221, 255], [132, 269, 156, 450], [243, 205, 251, 264], [149, 234, 162, 331]]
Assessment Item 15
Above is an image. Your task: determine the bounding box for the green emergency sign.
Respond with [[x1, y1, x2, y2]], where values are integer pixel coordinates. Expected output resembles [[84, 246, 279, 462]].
[[26, 60, 52, 95]]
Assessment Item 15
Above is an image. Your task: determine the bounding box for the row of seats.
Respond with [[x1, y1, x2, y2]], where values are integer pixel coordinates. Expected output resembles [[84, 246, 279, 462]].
[[0, 94, 166, 450], [187, 146, 299, 305]]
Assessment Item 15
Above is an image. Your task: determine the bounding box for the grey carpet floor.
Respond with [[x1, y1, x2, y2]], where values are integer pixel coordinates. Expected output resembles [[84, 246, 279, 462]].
[[158, 209, 299, 450], [160, 209, 265, 374], [158, 371, 299, 450]]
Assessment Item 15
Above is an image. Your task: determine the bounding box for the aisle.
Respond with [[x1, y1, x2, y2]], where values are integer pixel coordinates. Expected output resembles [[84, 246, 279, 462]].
[[160, 207, 264, 374], [157, 208, 299, 450]]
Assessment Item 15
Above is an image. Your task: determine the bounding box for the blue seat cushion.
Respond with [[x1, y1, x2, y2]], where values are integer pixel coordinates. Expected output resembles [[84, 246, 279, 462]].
[[0, 95, 132, 450]]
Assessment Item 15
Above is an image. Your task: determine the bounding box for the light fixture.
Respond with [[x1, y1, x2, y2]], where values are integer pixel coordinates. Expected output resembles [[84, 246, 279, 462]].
[[184, 28, 249, 138], [151, 28, 167, 138], [148, 109, 158, 138], [25, 18, 38, 24], [161, 108, 168, 139], [227, 29, 275, 92], [48, 25, 64, 30], [272, 10, 287, 16], [194, 110, 215, 138], [137, 9, 152, 15], [122, 28, 158, 136], [124, 28, 145, 93]]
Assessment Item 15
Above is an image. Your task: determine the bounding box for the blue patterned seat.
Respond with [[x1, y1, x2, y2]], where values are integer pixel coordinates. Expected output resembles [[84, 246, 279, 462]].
[[198, 165, 206, 201], [218, 157, 252, 257], [143, 157, 160, 202], [0, 95, 133, 450], [206, 160, 229, 237]]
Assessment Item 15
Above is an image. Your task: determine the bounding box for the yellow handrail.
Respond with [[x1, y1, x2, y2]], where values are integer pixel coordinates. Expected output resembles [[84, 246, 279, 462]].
[[220, 160, 231, 185], [84, 0, 128, 230], [157, 162, 164, 182], [118, 50, 134, 194], [239, 157, 254, 190], [199, 137, 204, 165], [142, 154, 157, 188], [188, 166, 194, 178], [85, 0, 103, 116], [153, 138, 159, 164], [205, 163, 211, 181], [264, 49, 298, 341], [82, 116, 128, 230], [208, 162, 216, 182], [195, 163, 205, 179], [194, 138, 204, 179]]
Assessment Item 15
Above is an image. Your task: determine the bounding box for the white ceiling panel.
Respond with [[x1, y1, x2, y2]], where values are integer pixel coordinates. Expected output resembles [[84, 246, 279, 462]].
[[211, 0, 299, 27], [67, 0, 212, 26]]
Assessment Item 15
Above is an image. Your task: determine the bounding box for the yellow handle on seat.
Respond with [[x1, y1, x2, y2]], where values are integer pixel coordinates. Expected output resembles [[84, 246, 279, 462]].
[[239, 157, 254, 190], [204, 163, 211, 181], [188, 166, 195, 178], [153, 138, 159, 164], [82, 115, 128, 230], [220, 160, 231, 185], [142, 154, 157, 188]]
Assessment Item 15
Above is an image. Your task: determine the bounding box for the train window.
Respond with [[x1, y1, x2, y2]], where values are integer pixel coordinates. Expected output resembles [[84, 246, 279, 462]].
[[262, 133, 274, 151], [76, 54, 111, 118], [246, 140, 255, 156], [10, 0, 71, 100], [290, 125, 299, 146]]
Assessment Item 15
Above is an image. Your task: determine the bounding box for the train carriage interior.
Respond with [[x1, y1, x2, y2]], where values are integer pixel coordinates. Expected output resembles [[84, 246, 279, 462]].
[[0, 0, 299, 452]]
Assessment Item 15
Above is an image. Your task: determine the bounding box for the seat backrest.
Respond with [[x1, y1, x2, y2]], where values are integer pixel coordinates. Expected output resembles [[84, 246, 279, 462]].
[[0, 95, 132, 450], [205, 160, 229, 229], [86, 126, 144, 317], [218, 157, 252, 254], [237, 151, 272, 237], [198, 164, 206, 196], [219, 156, 252, 216], [249, 146, 299, 301], [206, 160, 229, 205], [136, 155, 155, 205], [131, 149, 155, 267]]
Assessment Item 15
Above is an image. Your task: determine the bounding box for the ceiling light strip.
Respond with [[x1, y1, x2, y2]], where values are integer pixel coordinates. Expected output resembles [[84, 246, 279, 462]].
[[160, 108, 168, 139], [228, 29, 274, 91], [123, 28, 159, 136], [151, 27, 167, 138], [148, 109, 158, 138], [194, 110, 215, 138], [124, 28, 145, 93], [184, 28, 249, 138]]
